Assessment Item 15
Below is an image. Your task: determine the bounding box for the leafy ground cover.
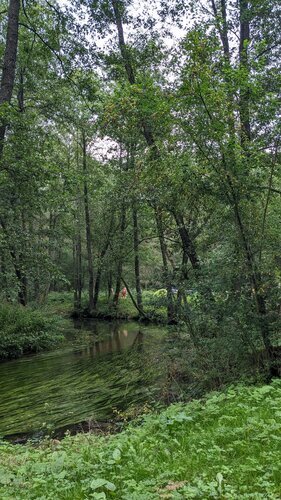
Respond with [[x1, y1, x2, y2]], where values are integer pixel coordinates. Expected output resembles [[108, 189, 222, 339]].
[[0, 303, 63, 360], [45, 290, 170, 323], [0, 380, 280, 499]]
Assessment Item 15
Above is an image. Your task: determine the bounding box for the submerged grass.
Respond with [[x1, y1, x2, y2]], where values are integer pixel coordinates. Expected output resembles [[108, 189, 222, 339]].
[[0, 303, 63, 360], [0, 380, 280, 499]]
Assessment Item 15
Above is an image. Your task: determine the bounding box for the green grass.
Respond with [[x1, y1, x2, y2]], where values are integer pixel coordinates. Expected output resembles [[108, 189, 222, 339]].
[[44, 290, 168, 323], [0, 303, 63, 360], [0, 380, 280, 499], [42, 291, 75, 316]]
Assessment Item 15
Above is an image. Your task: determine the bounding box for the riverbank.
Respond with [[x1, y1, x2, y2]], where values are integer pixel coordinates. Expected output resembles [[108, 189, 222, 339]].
[[0, 380, 280, 499], [46, 290, 169, 323], [0, 303, 64, 361]]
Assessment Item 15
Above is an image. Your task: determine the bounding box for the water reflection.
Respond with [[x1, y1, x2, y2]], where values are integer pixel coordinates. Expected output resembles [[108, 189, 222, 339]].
[[72, 320, 140, 357], [0, 320, 168, 438]]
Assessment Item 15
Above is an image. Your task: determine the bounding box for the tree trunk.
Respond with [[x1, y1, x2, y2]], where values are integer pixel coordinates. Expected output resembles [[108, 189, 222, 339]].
[[239, 0, 251, 145], [113, 205, 126, 308], [173, 211, 200, 271], [155, 207, 174, 322], [73, 230, 82, 311], [132, 200, 142, 308], [0, 216, 27, 305], [121, 276, 148, 318], [93, 241, 109, 309], [108, 271, 113, 300], [81, 130, 94, 312], [111, 1, 175, 322], [111, 0, 135, 85], [231, 196, 271, 351], [0, 0, 20, 159]]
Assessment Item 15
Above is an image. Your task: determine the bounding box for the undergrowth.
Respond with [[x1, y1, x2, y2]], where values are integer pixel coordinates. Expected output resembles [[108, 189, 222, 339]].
[[0, 380, 280, 499], [0, 303, 63, 360]]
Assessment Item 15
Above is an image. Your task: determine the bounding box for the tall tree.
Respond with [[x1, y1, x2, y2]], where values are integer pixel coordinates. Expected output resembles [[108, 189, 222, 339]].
[[0, 0, 20, 158]]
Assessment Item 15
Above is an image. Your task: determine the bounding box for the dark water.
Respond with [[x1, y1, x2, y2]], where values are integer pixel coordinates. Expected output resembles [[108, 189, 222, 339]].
[[0, 320, 170, 439]]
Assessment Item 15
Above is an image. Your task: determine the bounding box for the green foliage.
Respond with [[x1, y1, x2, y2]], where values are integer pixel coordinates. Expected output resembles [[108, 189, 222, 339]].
[[0, 304, 63, 360], [0, 381, 280, 498]]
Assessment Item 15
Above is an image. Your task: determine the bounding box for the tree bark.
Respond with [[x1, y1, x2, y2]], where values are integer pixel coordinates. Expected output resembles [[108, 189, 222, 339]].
[[121, 276, 148, 318], [0, 0, 20, 159], [239, 0, 251, 144], [173, 211, 200, 271], [81, 130, 94, 312], [93, 240, 110, 309], [113, 205, 126, 308], [107, 271, 113, 300], [155, 206, 175, 322], [111, 1, 174, 321], [132, 200, 142, 308], [0, 217, 27, 305], [73, 230, 82, 311], [111, 0, 135, 85]]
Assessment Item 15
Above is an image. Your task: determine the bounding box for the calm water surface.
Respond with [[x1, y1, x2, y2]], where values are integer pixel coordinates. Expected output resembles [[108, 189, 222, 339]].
[[0, 320, 171, 438]]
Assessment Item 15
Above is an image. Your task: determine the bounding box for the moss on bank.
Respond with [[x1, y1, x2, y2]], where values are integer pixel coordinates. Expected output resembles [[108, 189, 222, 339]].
[[0, 304, 63, 360], [0, 381, 280, 499]]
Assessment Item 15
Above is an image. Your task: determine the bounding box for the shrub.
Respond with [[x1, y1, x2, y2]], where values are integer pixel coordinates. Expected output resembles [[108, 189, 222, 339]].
[[0, 304, 63, 360]]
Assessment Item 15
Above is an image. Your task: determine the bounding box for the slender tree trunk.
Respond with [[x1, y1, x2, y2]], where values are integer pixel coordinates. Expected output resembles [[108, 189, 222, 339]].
[[111, 0, 135, 85], [111, 1, 175, 322], [113, 205, 126, 308], [93, 265, 102, 310], [93, 241, 109, 309], [155, 207, 174, 322], [73, 229, 82, 311], [231, 196, 270, 352], [213, 0, 271, 361], [173, 211, 200, 271], [0, 0, 20, 159], [111, 0, 158, 154], [239, 0, 251, 145], [19, 211, 28, 305], [0, 250, 9, 301], [81, 130, 94, 312], [132, 200, 142, 308], [108, 271, 113, 300], [0, 217, 27, 305], [93, 213, 114, 309], [121, 276, 147, 318]]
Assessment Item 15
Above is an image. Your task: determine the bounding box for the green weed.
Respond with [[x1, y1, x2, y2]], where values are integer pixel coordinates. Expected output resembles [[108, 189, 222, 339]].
[[0, 381, 280, 499]]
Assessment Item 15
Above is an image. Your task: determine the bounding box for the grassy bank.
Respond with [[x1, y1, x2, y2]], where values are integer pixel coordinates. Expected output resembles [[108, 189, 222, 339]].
[[0, 304, 63, 360], [45, 291, 169, 323], [0, 380, 280, 499]]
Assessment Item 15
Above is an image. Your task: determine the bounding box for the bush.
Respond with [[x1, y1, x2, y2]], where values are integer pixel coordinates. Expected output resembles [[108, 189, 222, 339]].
[[0, 304, 63, 360]]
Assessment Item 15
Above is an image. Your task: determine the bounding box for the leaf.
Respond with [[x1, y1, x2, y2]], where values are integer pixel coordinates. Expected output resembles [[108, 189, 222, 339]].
[[90, 478, 116, 492], [91, 493, 107, 500], [216, 472, 223, 494], [105, 481, 116, 491], [90, 479, 108, 490], [112, 448, 121, 461]]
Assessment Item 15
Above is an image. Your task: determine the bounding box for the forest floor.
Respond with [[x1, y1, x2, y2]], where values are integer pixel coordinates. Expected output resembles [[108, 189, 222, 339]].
[[0, 380, 280, 499], [44, 290, 169, 323]]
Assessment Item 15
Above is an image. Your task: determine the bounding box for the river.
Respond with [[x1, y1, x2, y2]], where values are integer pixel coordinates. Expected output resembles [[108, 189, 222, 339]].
[[0, 320, 172, 440]]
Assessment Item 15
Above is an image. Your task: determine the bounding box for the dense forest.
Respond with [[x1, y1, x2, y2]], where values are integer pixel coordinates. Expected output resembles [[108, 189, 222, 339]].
[[0, 0, 281, 497], [1, 0, 280, 374]]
